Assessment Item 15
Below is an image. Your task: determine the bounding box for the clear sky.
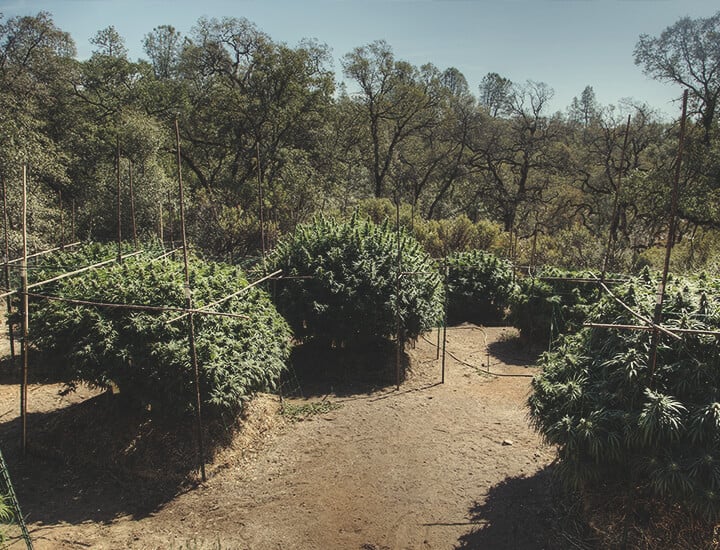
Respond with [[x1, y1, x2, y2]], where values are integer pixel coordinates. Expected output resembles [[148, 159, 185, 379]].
[[1, 0, 718, 118]]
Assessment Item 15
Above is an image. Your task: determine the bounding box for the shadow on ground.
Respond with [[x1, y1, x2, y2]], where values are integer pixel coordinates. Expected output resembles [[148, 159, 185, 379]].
[[281, 340, 410, 398], [455, 466, 558, 549], [1, 392, 230, 528], [487, 334, 542, 367]]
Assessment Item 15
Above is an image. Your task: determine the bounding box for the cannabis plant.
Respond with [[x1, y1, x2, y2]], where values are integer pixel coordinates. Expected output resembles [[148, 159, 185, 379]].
[[445, 250, 516, 324], [29, 249, 291, 417], [529, 271, 720, 519], [267, 215, 443, 347]]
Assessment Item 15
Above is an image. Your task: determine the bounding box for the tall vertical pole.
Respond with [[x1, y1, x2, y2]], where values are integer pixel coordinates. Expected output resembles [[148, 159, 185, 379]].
[[20, 165, 29, 456], [71, 198, 76, 242], [116, 135, 123, 263], [58, 189, 65, 250], [256, 142, 266, 267], [2, 177, 17, 373], [441, 258, 448, 384], [395, 199, 402, 391], [159, 201, 164, 246], [175, 118, 206, 482], [129, 160, 138, 250], [649, 90, 688, 379]]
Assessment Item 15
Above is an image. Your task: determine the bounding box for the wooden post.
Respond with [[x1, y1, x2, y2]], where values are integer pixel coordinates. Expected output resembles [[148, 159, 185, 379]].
[[441, 258, 448, 384], [159, 200, 164, 246], [395, 199, 402, 391], [256, 142, 266, 266], [2, 176, 17, 375], [435, 321, 441, 360], [129, 160, 138, 250], [175, 118, 206, 482], [20, 165, 28, 456], [116, 135, 123, 263], [58, 189, 65, 250], [649, 90, 688, 379], [71, 198, 76, 242]]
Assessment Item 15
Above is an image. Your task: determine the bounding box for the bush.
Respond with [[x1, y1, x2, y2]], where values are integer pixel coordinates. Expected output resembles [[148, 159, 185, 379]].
[[30, 250, 291, 417], [351, 198, 503, 257], [445, 250, 515, 324], [509, 267, 601, 344], [267, 215, 443, 347], [528, 272, 720, 519]]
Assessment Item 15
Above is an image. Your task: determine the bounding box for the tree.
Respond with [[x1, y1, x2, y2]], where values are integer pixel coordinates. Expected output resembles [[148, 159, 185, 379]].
[[342, 41, 441, 198], [478, 72, 512, 117], [466, 81, 565, 232], [0, 11, 76, 251], [143, 25, 183, 79], [634, 11, 720, 143], [568, 85, 600, 127]]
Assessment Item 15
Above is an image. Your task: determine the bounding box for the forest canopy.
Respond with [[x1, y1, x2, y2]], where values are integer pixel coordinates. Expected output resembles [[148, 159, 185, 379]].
[[1, 10, 720, 273]]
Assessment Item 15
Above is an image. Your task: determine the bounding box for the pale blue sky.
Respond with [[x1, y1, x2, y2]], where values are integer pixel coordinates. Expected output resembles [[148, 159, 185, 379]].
[[1, 0, 718, 117]]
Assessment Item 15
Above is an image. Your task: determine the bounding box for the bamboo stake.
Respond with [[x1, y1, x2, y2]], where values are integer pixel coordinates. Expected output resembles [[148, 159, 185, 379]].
[[159, 200, 164, 246], [256, 142, 266, 267], [441, 258, 448, 384], [592, 277, 681, 341], [586, 322, 720, 336], [26, 251, 142, 290], [649, 89, 688, 378], [129, 160, 138, 250], [6, 242, 82, 265], [71, 198, 76, 242], [166, 269, 282, 324], [2, 176, 17, 376], [22, 291, 249, 320], [175, 118, 206, 482], [116, 135, 122, 263], [58, 189, 65, 250], [20, 165, 28, 456], [395, 199, 402, 391], [0, 251, 143, 301]]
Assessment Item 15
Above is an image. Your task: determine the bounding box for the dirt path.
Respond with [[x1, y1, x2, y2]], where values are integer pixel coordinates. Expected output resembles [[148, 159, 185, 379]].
[[2, 326, 555, 549]]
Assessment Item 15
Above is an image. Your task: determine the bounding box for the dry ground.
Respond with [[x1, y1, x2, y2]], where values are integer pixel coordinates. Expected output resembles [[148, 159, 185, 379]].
[[1, 326, 558, 549]]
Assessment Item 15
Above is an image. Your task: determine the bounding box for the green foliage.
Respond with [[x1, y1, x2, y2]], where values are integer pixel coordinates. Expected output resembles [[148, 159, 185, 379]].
[[267, 215, 443, 347], [529, 273, 720, 519], [352, 198, 503, 257], [0, 493, 11, 543], [445, 250, 515, 324], [509, 267, 601, 344], [29, 248, 291, 417], [281, 400, 342, 421]]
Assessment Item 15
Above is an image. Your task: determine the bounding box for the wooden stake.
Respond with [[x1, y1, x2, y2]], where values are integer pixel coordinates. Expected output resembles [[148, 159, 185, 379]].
[[159, 200, 164, 246], [20, 165, 28, 456], [58, 189, 65, 250], [129, 160, 138, 250], [71, 198, 76, 242], [395, 199, 402, 391], [649, 90, 688, 378], [441, 259, 448, 384], [2, 176, 17, 376], [256, 142, 266, 266], [175, 118, 206, 482], [116, 135, 123, 263]]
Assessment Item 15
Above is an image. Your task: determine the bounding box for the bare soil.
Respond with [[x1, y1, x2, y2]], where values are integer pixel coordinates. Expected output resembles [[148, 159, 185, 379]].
[[1, 326, 559, 549]]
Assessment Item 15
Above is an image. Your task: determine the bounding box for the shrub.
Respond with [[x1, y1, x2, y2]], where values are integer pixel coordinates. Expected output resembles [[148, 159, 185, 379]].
[[528, 272, 720, 519], [445, 250, 515, 324], [267, 215, 443, 347], [29, 250, 291, 417]]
